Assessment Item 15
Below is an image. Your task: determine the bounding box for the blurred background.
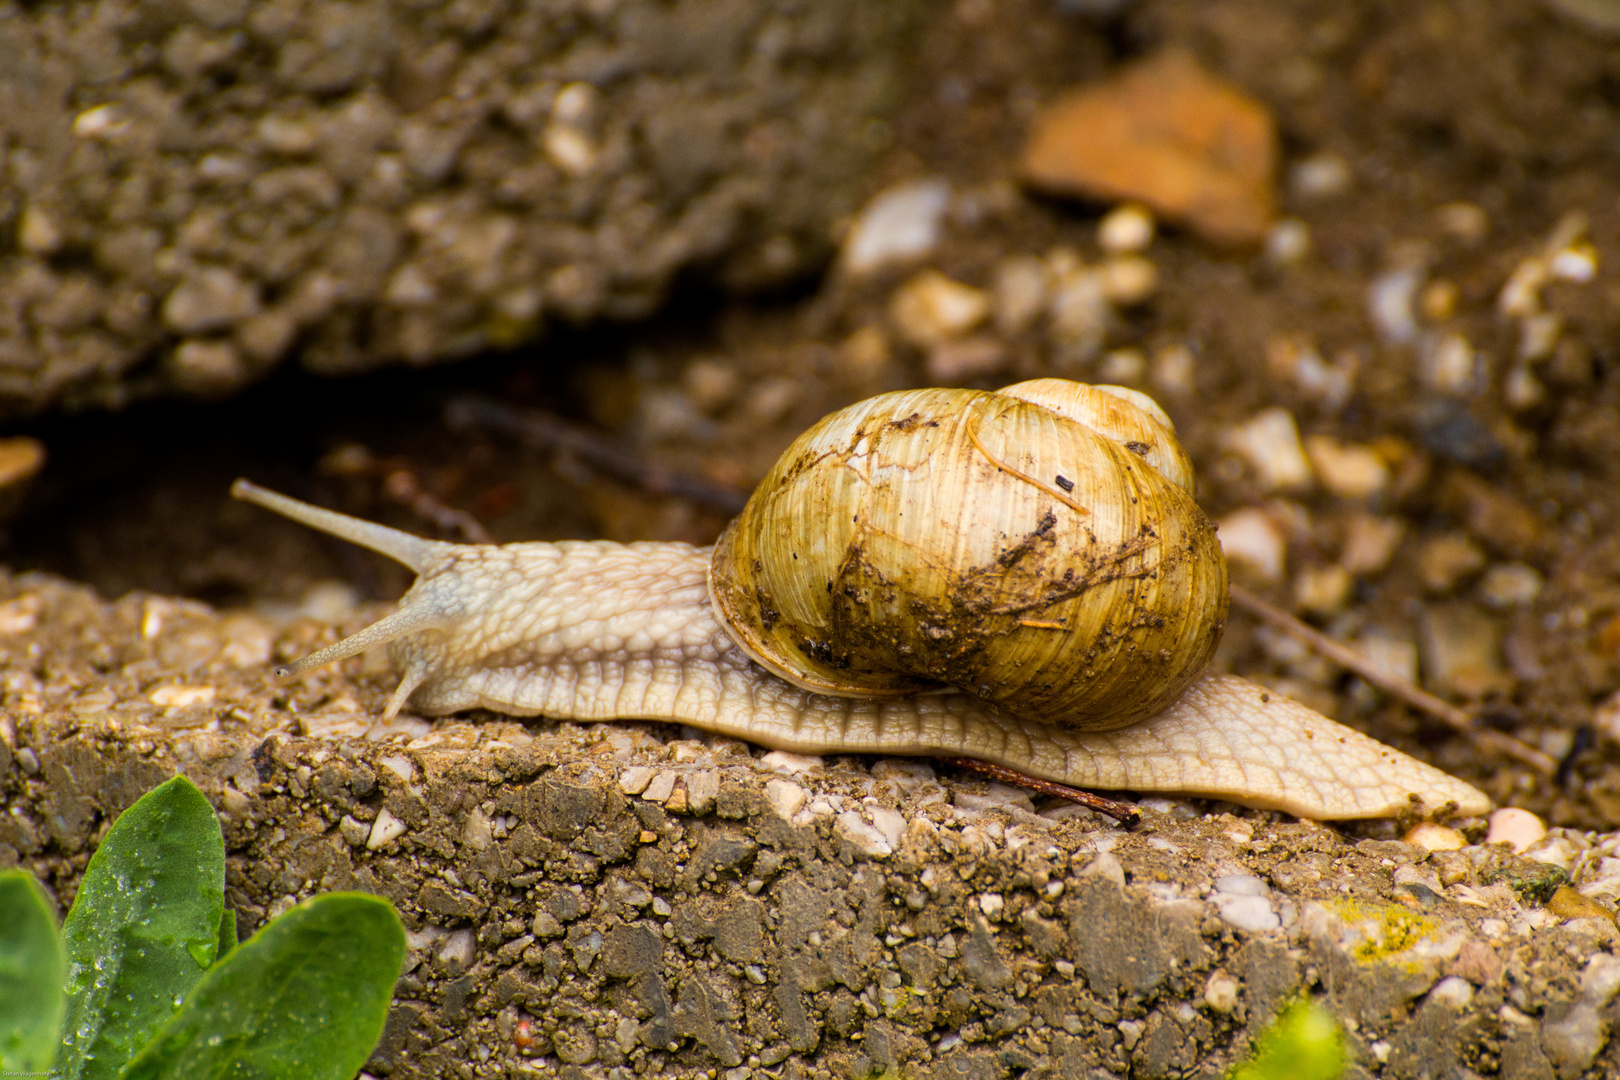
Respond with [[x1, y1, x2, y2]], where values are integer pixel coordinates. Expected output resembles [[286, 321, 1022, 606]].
[[1, 0, 1619, 825]]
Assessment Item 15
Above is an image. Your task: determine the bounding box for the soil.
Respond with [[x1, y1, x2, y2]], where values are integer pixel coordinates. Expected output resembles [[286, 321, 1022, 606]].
[[10, 0, 1620, 829]]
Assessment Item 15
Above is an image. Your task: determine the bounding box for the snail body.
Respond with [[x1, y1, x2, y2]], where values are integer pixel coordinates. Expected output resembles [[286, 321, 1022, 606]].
[[232, 379, 1489, 821]]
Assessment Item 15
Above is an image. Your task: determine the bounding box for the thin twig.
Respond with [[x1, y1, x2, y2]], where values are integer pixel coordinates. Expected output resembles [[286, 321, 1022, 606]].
[[445, 397, 750, 514], [938, 757, 1142, 826], [1228, 583, 1555, 774], [318, 446, 493, 544]]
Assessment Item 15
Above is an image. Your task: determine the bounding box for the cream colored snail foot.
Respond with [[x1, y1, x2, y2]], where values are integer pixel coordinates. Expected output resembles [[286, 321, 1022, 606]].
[[230, 475, 1490, 822]]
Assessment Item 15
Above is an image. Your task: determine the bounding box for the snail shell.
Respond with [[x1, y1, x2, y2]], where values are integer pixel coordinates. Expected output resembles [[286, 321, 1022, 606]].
[[710, 380, 1226, 729]]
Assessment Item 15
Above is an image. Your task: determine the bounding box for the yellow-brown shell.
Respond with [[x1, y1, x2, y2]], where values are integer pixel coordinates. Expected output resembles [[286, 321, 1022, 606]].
[[708, 380, 1228, 731]]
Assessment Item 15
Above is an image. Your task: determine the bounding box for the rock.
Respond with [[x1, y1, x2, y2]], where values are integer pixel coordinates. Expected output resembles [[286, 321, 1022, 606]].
[[1487, 808, 1547, 853], [926, 336, 1007, 383], [1021, 51, 1278, 245], [1217, 507, 1287, 582], [1289, 151, 1352, 199], [1340, 513, 1405, 576], [1479, 563, 1544, 609], [1419, 534, 1487, 594], [1366, 266, 1423, 345], [1547, 886, 1614, 925], [1264, 218, 1311, 265], [841, 178, 952, 277], [1403, 823, 1466, 852], [1304, 436, 1389, 500], [1542, 1001, 1608, 1079], [1097, 204, 1155, 253], [1419, 602, 1511, 698], [889, 271, 991, 348], [992, 255, 1051, 335], [1225, 408, 1314, 491]]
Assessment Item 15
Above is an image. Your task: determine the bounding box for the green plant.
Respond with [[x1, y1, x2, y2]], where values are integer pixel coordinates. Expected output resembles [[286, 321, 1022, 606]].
[[1228, 997, 1345, 1080], [0, 775, 405, 1080]]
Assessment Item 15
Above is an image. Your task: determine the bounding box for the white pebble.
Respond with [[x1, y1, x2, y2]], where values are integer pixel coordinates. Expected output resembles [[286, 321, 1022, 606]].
[[1265, 218, 1311, 265], [1217, 508, 1287, 582], [841, 178, 951, 276], [889, 270, 990, 347], [1486, 808, 1546, 854], [992, 255, 1050, 334], [760, 750, 823, 774], [835, 811, 893, 857], [1479, 563, 1543, 609], [1097, 204, 1155, 253], [1151, 343, 1196, 395], [1499, 256, 1549, 317], [1421, 333, 1479, 395], [1304, 436, 1388, 500], [1213, 893, 1280, 933], [1225, 408, 1314, 491], [1290, 152, 1352, 199], [1367, 266, 1423, 344], [1551, 244, 1598, 283], [618, 766, 657, 795], [978, 893, 1004, 918], [1213, 874, 1269, 897], [1429, 975, 1474, 1010], [765, 778, 806, 821], [1404, 822, 1466, 852], [368, 809, 408, 850], [1518, 312, 1562, 362], [1203, 971, 1240, 1013], [1098, 348, 1146, 384], [149, 684, 216, 708], [1096, 256, 1157, 306]]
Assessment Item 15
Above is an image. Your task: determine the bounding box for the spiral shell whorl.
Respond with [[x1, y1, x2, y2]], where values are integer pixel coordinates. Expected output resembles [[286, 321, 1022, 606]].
[[708, 381, 1228, 731]]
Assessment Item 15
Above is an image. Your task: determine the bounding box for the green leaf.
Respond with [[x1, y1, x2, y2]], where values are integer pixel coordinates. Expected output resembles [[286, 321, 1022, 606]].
[[0, 870, 66, 1072], [214, 909, 237, 967], [1229, 998, 1345, 1080], [119, 893, 405, 1080], [58, 776, 226, 1080]]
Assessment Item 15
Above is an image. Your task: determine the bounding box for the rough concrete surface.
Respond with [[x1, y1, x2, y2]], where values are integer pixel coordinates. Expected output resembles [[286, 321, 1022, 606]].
[[9, 570, 1620, 1078], [0, 0, 916, 415]]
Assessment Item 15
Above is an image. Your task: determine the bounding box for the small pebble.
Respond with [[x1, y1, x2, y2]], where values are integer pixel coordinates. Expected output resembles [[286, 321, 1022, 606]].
[[0, 437, 45, 493], [1046, 267, 1110, 352], [1420, 603, 1511, 698], [1304, 436, 1388, 500], [1217, 508, 1287, 582], [926, 336, 1006, 382], [367, 808, 408, 850], [1419, 533, 1486, 593], [1548, 886, 1614, 925], [1293, 565, 1351, 615], [889, 270, 991, 347], [992, 254, 1050, 334], [1437, 201, 1489, 244], [1478, 563, 1543, 609], [1354, 630, 1419, 685], [1151, 342, 1196, 395], [1420, 279, 1459, 321], [1289, 151, 1352, 199], [1404, 822, 1466, 852], [1225, 408, 1314, 491], [1518, 312, 1561, 362], [1367, 266, 1423, 345], [1421, 333, 1480, 395], [149, 684, 216, 708], [1098, 347, 1146, 384], [841, 178, 952, 276], [1550, 243, 1598, 283], [1264, 218, 1310, 265], [1428, 976, 1475, 1010], [1203, 971, 1240, 1013], [1097, 204, 1155, 253], [1096, 255, 1157, 305], [1340, 513, 1405, 576], [1486, 807, 1546, 853]]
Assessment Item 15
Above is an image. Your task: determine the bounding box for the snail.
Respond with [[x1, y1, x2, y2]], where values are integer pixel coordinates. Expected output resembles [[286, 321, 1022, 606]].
[[232, 379, 1489, 821]]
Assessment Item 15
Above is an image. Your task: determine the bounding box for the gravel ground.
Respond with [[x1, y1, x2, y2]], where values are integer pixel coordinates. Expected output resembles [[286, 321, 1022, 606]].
[[8, 1, 1620, 1077], [7, 567, 1620, 1080], [0, 0, 917, 413]]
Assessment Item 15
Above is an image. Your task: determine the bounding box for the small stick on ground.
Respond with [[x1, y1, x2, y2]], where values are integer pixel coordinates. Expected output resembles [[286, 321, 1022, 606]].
[[937, 756, 1142, 826], [445, 397, 750, 514], [1228, 583, 1555, 775]]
